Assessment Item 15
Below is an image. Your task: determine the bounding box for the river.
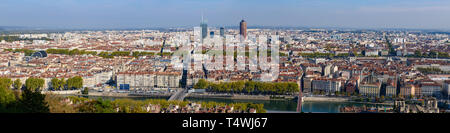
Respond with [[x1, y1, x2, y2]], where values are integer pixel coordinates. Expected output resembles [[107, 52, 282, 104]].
[[77, 95, 392, 113]]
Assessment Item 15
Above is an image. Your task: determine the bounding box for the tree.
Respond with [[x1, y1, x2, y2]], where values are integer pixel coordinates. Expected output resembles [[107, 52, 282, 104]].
[[287, 82, 299, 94], [233, 81, 245, 93], [68, 49, 80, 55], [18, 89, 49, 113], [67, 76, 83, 90], [245, 81, 256, 94], [209, 83, 220, 93], [51, 78, 66, 91], [0, 87, 16, 110], [51, 78, 61, 91], [132, 51, 155, 57], [194, 79, 208, 89], [414, 50, 422, 57], [13, 79, 22, 90], [77, 98, 114, 113], [60, 78, 66, 90], [82, 87, 89, 95], [200, 80, 299, 95], [0, 77, 12, 89], [25, 78, 45, 91], [45, 94, 76, 113], [0, 78, 16, 108]]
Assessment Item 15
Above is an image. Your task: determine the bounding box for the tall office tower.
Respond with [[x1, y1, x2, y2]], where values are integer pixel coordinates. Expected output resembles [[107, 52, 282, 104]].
[[239, 19, 247, 39], [220, 27, 225, 37], [200, 15, 208, 39]]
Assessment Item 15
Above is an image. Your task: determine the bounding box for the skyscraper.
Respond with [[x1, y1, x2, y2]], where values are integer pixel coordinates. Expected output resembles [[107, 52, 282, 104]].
[[219, 27, 225, 37], [200, 14, 208, 39], [239, 19, 247, 39]]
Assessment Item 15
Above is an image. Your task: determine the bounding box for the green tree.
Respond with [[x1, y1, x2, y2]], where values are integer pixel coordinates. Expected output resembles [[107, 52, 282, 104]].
[[414, 50, 422, 57], [0, 78, 16, 108], [82, 87, 89, 95], [77, 98, 114, 113], [68, 49, 80, 55], [0, 87, 16, 109], [67, 76, 83, 90], [194, 79, 208, 89], [51, 78, 67, 91], [13, 79, 22, 90], [287, 82, 299, 94], [45, 94, 76, 113], [25, 78, 45, 91], [51, 78, 61, 91], [60, 78, 66, 90], [244, 81, 256, 94], [200, 80, 299, 95], [233, 81, 245, 93], [18, 89, 49, 113], [0, 77, 12, 89]]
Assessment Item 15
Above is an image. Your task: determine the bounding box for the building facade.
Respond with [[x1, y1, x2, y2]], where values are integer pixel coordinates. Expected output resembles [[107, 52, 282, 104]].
[[116, 72, 181, 90], [420, 83, 442, 98], [239, 20, 247, 39], [201, 21, 208, 39], [311, 78, 342, 94], [444, 80, 450, 98], [399, 83, 416, 98], [220, 27, 225, 37], [359, 83, 381, 97], [385, 85, 397, 97]]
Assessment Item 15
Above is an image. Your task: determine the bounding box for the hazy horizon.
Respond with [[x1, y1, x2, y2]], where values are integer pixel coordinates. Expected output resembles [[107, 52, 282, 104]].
[[1, 0, 450, 30]]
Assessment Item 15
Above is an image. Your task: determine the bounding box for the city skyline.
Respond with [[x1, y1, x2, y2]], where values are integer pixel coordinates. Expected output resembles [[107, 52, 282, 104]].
[[0, 0, 449, 30], [1, 1, 449, 130]]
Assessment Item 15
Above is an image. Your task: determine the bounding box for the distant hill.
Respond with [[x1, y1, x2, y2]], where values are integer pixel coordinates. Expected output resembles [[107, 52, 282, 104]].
[[0, 26, 30, 31]]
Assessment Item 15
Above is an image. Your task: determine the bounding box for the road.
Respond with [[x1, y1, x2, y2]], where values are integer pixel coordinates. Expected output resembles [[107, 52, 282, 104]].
[[168, 88, 189, 101]]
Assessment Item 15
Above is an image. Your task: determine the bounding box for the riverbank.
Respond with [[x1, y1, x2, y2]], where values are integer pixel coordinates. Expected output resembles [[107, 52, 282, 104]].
[[303, 96, 350, 102], [303, 96, 394, 106], [41, 90, 80, 95], [67, 92, 295, 101], [64, 92, 171, 99], [55, 91, 394, 106], [58, 93, 396, 113], [186, 93, 296, 101]]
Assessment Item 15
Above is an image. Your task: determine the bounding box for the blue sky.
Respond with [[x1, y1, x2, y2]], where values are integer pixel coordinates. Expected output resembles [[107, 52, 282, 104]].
[[1, 0, 449, 29]]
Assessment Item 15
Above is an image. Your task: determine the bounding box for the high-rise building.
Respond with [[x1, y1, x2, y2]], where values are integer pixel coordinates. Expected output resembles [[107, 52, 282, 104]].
[[219, 27, 225, 37], [201, 23, 207, 39], [239, 19, 247, 39], [200, 15, 208, 39]]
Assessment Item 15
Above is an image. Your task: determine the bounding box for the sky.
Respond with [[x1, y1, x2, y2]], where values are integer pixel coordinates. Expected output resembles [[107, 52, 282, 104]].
[[1, 0, 449, 30]]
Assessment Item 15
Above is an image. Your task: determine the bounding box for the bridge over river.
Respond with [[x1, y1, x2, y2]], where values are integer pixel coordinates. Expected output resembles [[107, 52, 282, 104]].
[[168, 88, 190, 101]]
